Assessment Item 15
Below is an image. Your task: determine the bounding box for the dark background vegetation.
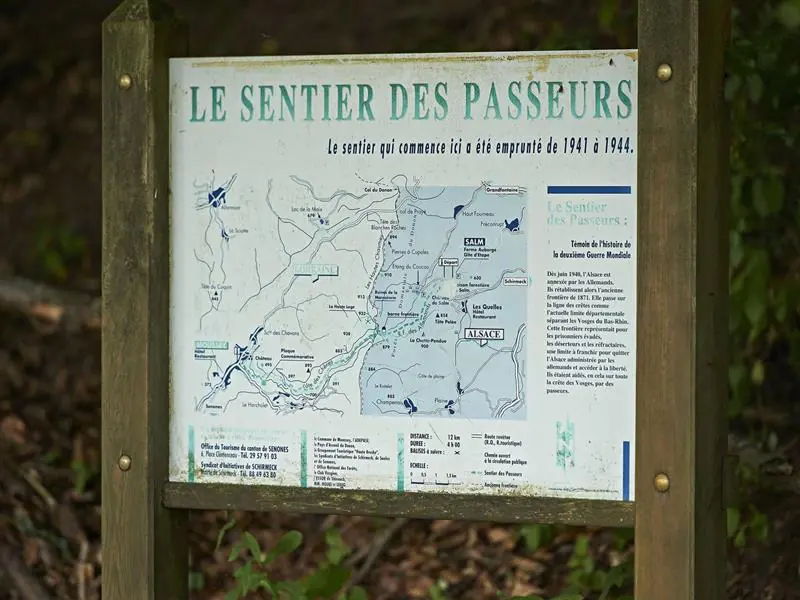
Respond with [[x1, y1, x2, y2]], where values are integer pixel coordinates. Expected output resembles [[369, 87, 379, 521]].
[[0, 0, 797, 598]]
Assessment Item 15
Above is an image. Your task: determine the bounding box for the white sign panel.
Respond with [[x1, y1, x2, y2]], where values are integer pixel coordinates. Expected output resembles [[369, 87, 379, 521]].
[[169, 50, 637, 501]]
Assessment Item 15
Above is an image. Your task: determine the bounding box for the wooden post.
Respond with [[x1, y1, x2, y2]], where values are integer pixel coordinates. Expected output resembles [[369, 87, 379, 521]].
[[635, 0, 731, 598], [101, 1, 188, 598]]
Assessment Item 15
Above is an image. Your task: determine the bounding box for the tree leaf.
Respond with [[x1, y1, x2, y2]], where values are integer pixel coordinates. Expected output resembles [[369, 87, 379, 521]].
[[348, 587, 369, 600], [764, 176, 785, 213], [604, 560, 633, 589], [746, 73, 763, 103], [727, 507, 741, 537], [324, 528, 350, 565], [267, 530, 303, 562], [776, 0, 800, 29], [724, 73, 741, 100], [751, 359, 766, 386], [215, 514, 237, 551], [744, 289, 766, 329], [597, 0, 619, 31], [582, 555, 595, 575], [224, 589, 241, 600], [274, 580, 307, 600], [730, 230, 744, 270], [188, 571, 205, 591], [750, 510, 770, 541], [752, 178, 769, 216], [304, 564, 350, 598], [574, 534, 590, 557], [241, 532, 264, 562], [612, 527, 634, 551], [520, 524, 552, 551], [590, 568, 606, 591], [734, 528, 747, 548], [233, 561, 256, 595]]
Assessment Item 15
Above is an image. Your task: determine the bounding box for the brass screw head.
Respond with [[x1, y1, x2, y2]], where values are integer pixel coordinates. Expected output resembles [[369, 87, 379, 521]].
[[118, 454, 132, 471], [654, 472, 670, 492], [119, 73, 133, 89], [656, 63, 673, 82]]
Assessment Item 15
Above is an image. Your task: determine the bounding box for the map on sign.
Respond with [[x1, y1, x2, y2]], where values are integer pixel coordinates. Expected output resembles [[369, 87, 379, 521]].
[[193, 176, 527, 422], [169, 50, 638, 501]]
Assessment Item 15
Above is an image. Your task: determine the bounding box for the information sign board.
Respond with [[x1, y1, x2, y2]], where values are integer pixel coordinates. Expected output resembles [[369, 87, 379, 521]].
[[168, 50, 638, 501]]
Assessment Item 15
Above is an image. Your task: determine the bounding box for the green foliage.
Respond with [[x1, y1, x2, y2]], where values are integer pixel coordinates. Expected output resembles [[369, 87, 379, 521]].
[[519, 524, 556, 552], [519, 526, 634, 599], [726, 505, 770, 548], [427, 580, 449, 600], [188, 570, 206, 592], [216, 515, 367, 600], [725, 0, 800, 418], [69, 458, 96, 495], [558, 533, 633, 600], [33, 221, 87, 282]]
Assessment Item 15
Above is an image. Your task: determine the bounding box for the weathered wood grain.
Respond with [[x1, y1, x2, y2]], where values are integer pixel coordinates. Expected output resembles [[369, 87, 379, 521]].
[[163, 482, 634, 527], [635, 0, 731, 598], [101, 1, 188, 598]]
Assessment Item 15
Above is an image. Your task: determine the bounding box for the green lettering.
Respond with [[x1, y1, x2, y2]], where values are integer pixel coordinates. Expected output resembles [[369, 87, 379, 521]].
[[526, 81, 541, 119], [190, 86, 206, 122], [357, 84, 374, 121], [617, 80, 632, 119], [464, 82, 480, 119], [240, 85, 254, 121], [569, 81, 588, 119], [507, 81, 522, 119], [336, 84, 352, 120], [321, 84, 331, 121], [433, 82, 448, 120], [546, 81, 563, 119], [594, 81, 612, 118], [484, 83, 501, 120], [258, 85, 274, 121], [413, 83, 429, 120], [390, 84, 408, 120], [279, 85, 296, 121], [210, 86, 226, 121], [301, 84, 317, 121]]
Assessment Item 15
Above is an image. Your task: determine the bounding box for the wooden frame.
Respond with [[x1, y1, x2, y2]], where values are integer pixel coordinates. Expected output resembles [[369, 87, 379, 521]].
[[101, 1, 188, 597], [634, 0, 731, 598], [102, 0, 731, 598], [163, 484, 633, 527]]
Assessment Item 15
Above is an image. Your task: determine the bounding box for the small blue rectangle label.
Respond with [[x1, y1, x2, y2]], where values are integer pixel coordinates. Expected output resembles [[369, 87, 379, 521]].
[[622, 440, 631, 501], [547, 185, 632, 195]]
